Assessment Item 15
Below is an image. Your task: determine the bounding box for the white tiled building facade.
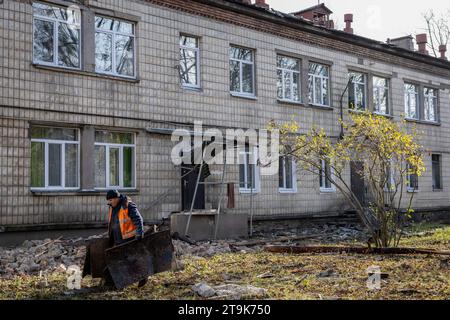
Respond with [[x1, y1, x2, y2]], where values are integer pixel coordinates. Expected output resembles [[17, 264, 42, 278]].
[[1, 0, 450, 230]]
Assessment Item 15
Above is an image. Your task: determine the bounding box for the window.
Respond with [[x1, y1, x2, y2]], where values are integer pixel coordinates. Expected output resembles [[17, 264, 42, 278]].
[[30, 127, 79, 190], [424, 87, 438, 122], [94, 131, 135, 189], [239, 145, 260, 193], [230, 46, 255, 96], [277, 55, 301, 102], [373, 76, 390, 115], [32, 2, 81, 69], [404, 84, 419, 119], [432, 154, 442, 190], [308, 63, 330, 106], [407, 163, 419, 192], [319, 158, 334, 192], [279, 156, 297, 193], [348, 72, 367, 111], [179, 35, 200, 88], [95, 16, 135, 77]]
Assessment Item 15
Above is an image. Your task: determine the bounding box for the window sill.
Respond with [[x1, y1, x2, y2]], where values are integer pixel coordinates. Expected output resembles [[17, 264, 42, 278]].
[[405, 118, 441, 126], [32, 63, 140, 83], [230, 92, 257, 100], [279, 188, 297, 194], [239, 188, 260, 194], [31, 189, 140, 196], [432, 188, 443, 192], [407, 188, 420, 193], [181, 85, 203, 92], [309, 103, 334, 110], [320, 188, 336, 194], [373, 112, 394, 118]]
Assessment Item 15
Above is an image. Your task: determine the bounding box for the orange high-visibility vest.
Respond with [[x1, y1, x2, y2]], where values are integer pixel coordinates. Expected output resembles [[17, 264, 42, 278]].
[[108, 203, 137, 240]]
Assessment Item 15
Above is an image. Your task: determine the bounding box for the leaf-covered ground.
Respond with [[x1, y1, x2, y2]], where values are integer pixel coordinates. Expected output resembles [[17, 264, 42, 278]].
[[0, 224, 448, 300]]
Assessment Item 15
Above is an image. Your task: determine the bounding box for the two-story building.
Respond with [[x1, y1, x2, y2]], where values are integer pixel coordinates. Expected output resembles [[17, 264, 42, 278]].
[[1, 0, 450, 232]]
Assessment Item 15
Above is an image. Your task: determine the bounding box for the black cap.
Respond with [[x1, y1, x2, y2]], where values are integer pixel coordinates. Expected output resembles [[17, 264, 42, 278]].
[[106, 190, 120, 200]]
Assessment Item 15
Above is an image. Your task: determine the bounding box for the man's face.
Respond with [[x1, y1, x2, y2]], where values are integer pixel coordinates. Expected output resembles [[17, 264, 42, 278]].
[[108, 197, 120, 208]]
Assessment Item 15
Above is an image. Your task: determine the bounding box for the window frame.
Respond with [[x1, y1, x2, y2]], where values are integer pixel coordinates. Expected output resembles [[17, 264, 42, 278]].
[[431, 154, 443, 191], [308, 62, 330, 107], [229, 46, 256, 97], [30, 127, 80, 191], [404, 83, 420, 120], [319, 158, 335, 193], [276, 55, 301, 103], [423, 87, 438, 123], [94, 132, 137, 190], [279, 155, 297, 193], [373, 76, 390, 115], [32, 2, 82, 70], [406, 162, 420, 193], [239, 145, 260, 194], [94, 15, 136, 79], [179, 34, 201, 89], [348, 71, 367, 111]]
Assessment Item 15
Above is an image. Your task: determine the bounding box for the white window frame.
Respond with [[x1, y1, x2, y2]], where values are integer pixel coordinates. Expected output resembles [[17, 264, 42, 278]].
[[230, 46, 255, 97], [373, 76, 390, 115], [348, 72, 367, 111], [32, 2, 81, 70], [405, 83, 419, 120], [94, 134, 136, 190], [279, 156, 297, 193], [94, 16, 136, 79], [30, 128, 80, 191], [277, 55, 301, 103], [308, 63, 330, 107], [319, 158, 335, 193], [180, 35, 200, 88], [423, 87, 438, 122], [239, 146, 260, 194]]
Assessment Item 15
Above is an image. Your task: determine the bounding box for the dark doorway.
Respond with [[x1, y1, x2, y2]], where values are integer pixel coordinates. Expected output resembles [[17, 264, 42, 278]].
[[350, 161, 366, 207], [181, 165, 205, 211]]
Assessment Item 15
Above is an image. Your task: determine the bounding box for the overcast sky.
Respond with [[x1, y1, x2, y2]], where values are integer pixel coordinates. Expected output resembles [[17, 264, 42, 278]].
[[265, 0, 449, 42]]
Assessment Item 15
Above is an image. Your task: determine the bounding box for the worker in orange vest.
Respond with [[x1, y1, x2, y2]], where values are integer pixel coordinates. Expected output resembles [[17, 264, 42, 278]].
[[105, 190, 147, 287]]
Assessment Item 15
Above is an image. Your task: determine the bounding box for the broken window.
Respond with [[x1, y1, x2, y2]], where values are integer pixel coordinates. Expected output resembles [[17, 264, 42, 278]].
[[180, 35, 200, 87], [94, 131, 135, 189], [30, 127, 79, 190], [277, 55, 301, 102], [348, 72, 367, 111], [308, 62, 330, 106], [33, 2, 81, 69], [230, 46, 255, 96], [373, 76, 390, 115], [95, 16, 135, 77]]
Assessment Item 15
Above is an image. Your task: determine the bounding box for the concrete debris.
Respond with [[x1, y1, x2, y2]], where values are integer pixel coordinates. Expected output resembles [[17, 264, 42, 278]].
[[0, 233, 107, 278], [0, 221, 366, 278], [192, 282, 268, 299]]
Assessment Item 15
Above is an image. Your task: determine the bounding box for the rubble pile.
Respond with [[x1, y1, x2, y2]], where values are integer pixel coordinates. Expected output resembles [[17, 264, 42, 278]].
[[0, 222, 366, 278], [0, 234, 106, 278]]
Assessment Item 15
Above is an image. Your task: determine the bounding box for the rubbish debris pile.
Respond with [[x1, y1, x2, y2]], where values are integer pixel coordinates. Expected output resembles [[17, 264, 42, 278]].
[[0, 234, 106, 278], [0, 221, 367, 278]]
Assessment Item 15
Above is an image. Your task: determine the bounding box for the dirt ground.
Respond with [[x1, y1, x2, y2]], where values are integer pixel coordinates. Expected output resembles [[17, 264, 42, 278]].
[[0, 222, 448, 300]]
